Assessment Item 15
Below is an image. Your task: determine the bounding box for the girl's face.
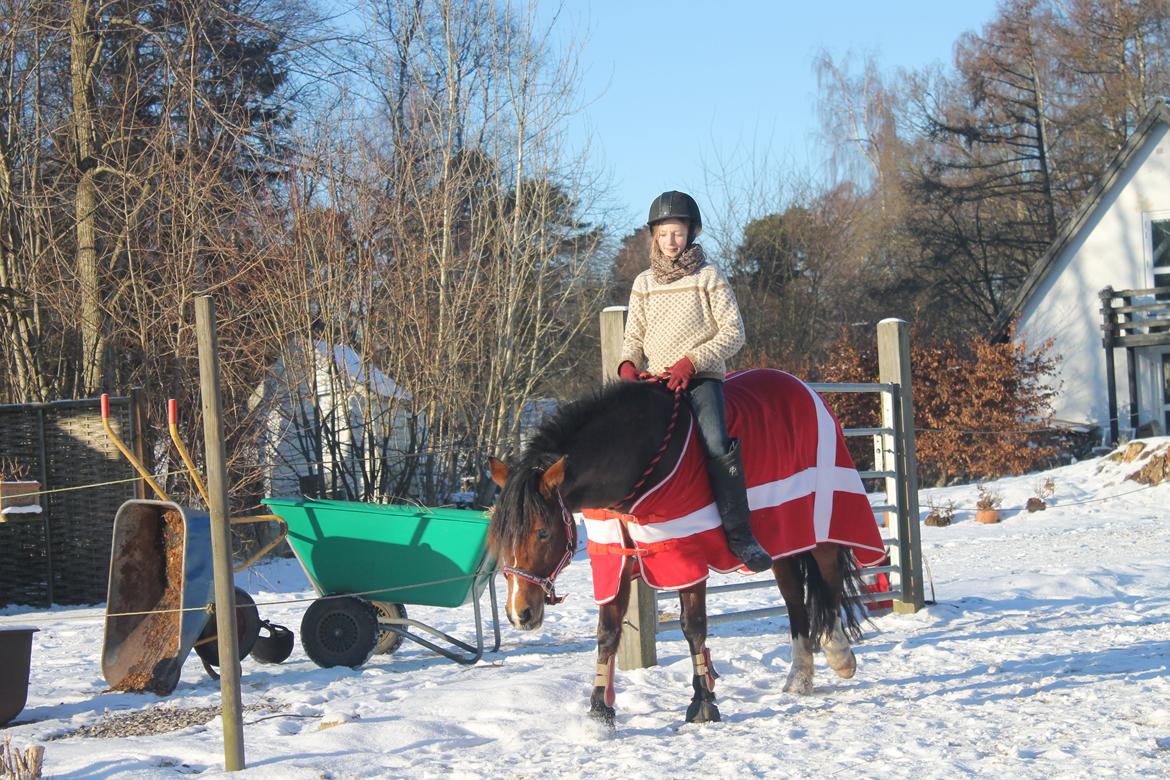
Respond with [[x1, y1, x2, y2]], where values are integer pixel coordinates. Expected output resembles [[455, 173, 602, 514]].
[[654, 219, 689, 259]]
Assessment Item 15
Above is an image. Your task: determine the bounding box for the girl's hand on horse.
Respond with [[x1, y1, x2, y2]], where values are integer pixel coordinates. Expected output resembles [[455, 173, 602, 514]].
[[666, 356, 695, 392], [618, 361, 641, 382]]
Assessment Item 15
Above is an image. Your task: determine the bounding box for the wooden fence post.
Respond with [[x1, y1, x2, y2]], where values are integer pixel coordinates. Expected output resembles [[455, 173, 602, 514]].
[[1099, 287, 1119, 444], [877, 319, 925, 613], [195, 296, 246, 771], [129, 387, 149, 500], [600, 307, 658, 670]]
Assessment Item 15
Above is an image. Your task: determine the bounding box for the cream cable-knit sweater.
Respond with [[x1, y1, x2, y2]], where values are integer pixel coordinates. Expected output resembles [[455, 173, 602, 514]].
[[619, 263, 745, 380]]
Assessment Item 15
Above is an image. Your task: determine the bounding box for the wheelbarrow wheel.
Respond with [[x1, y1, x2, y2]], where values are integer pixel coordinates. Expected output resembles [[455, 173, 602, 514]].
[[370, 601, 408, 655], [301, 596, 378, 669], [194, 587, 261, 668]]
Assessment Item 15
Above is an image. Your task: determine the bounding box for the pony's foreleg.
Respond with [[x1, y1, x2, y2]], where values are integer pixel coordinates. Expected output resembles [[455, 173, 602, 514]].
[[784, 634, 816, 694], [774, 557, 815, 695], [679, 583, 720, 724], [590, 561, 632, 728]]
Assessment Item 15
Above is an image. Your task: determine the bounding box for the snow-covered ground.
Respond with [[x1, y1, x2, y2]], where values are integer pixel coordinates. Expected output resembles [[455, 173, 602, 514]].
[[3, 442, 1170, 778]]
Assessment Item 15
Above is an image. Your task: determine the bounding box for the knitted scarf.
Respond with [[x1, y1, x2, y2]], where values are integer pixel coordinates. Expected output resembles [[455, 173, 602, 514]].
[[650, 242, 706, 284]]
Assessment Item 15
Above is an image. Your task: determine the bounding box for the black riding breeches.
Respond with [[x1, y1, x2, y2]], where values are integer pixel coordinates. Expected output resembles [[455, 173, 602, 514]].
[[686, 378, 730, 458]]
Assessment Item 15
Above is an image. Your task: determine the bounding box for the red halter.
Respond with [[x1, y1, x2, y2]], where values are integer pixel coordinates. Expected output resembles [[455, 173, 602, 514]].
[[499, 489, 577, 605]]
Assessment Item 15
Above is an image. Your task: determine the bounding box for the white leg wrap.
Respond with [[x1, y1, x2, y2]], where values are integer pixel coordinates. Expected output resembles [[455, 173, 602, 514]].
[[594, 658, 616, 707], [692, 647, 718, 692], [823, 618, 856, 679], [783, 634, 815, 695]]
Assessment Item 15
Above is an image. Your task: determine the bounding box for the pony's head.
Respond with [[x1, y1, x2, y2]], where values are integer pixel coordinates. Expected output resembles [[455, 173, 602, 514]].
[[488, 455, 576, 630]]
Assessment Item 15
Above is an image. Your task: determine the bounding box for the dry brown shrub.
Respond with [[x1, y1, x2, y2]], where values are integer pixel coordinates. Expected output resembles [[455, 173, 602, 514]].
[[777, 327, 1063, 486]]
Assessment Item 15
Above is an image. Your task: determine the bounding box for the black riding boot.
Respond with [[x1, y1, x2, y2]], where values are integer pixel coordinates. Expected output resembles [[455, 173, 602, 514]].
[[706, 440, 772, 573]]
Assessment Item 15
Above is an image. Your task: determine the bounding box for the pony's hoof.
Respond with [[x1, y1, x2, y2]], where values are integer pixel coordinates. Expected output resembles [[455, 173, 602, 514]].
[[783, 671, 814, 695], [589, 704, 616, 729], [828, 651, 856, 679], [685, 698, 721, 724]]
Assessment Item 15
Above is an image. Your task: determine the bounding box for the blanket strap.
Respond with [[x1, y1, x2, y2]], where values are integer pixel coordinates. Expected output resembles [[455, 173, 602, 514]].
[[587, 537, 684, 559], [586, 540, 645, 557]]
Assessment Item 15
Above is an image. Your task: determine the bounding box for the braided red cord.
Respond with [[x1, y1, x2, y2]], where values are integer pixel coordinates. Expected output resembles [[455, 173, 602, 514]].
[[609, 373, 683, 510]]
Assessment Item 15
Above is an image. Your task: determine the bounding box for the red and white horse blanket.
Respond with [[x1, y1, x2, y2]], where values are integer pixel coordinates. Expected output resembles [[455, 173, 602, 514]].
[[582, 368, 885, 604]]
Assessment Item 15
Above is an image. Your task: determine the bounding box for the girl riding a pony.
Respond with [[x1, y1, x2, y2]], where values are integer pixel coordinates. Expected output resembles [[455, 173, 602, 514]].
[[616, 190, 771, 573]]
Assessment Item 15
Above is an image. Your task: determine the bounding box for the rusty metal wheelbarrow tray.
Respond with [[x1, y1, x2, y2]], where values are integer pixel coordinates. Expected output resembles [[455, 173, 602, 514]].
[[101, 500, 216, 695], [97, 395, 290, 693], [260, 497, 500, 665]]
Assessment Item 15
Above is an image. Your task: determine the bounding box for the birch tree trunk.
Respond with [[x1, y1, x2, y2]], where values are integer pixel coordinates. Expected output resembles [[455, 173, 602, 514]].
[[70, 0, 103, 394]]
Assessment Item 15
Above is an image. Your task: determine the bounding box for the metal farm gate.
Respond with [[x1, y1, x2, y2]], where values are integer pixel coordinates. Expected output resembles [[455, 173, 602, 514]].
[[597, 309, 925, 669], [0, 393, 146, 606]]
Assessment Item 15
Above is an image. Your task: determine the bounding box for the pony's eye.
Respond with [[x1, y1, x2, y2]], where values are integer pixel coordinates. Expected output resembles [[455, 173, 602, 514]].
[[536, 527, 550, 541]]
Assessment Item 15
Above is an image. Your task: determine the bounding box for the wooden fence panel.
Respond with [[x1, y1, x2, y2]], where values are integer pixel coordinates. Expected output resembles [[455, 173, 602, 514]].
[[0, 396, 141, 606]]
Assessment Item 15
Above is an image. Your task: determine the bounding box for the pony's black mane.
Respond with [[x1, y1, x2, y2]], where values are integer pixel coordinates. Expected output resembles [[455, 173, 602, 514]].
[[524, 381, 660, 468], [489, 381, 668, 551]]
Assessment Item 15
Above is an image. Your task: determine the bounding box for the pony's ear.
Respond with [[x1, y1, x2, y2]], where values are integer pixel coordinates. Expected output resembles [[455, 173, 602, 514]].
[[539, 456, 567, 498], [488, 457, 509, 488]]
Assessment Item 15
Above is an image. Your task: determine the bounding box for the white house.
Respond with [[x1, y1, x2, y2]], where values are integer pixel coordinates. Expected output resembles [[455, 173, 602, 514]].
[[994, 102, 1170, 443], [253, 341, 424, 501]]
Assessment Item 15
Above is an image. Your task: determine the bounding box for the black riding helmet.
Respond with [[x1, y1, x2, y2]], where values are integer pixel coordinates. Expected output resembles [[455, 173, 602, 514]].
[[647, 190, 702, 246]]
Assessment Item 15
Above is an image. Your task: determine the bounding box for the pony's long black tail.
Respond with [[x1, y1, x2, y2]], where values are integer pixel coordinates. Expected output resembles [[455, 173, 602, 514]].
[[798, 547, 868, 646]]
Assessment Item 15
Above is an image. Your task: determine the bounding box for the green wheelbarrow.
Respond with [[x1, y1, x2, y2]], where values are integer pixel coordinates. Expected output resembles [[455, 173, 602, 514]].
[[260, 497, 501, 669]]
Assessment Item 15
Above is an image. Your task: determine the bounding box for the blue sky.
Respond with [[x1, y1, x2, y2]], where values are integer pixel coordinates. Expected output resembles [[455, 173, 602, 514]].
[[541, 1, 1004, 236]]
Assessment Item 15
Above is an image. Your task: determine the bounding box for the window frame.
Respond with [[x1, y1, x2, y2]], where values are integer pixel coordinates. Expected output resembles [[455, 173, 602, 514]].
[[1143, 211, 1170, 287]]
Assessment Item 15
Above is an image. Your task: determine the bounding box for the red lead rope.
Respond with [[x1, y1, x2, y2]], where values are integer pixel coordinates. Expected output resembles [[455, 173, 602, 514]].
[[609, 373, 684, 511]]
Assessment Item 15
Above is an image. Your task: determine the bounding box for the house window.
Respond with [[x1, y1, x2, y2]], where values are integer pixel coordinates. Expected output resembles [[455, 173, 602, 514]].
[[1164, 353, 1170, 433], [1164, 353, 1170, 403], [1153, 219, 1170, 299]]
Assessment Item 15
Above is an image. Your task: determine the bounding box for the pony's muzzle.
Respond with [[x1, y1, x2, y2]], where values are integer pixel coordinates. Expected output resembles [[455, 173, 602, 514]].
[[508, 602, 544, 630], [504, 577, 546, 630]]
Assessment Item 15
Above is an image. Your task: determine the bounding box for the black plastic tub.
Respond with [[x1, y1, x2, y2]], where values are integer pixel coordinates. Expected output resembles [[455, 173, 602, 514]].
[[0, 626, 37, 726]]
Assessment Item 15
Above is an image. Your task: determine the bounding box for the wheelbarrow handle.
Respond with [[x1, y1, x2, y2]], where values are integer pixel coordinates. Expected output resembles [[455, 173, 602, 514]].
[[169, 400, 288, 571], [167, 398, 211, 507], [229, 513, 289, 573], [101, 393, 169, 501]]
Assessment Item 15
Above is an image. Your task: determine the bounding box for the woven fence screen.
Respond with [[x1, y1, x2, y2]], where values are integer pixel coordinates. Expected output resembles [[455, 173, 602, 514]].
[[0, 395, 142, 606]]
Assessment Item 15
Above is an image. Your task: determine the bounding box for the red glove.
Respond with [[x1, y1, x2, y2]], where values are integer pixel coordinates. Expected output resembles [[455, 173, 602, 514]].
[[618, 361, 640, 382], [666, 356, 695, 392]]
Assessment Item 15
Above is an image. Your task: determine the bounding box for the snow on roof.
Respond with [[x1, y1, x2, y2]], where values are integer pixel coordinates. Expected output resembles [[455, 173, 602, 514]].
[[316, 340, 410, 401]]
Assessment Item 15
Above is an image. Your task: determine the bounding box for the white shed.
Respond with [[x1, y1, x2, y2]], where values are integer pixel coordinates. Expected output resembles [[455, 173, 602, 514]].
[[994, 102, 1170, 443], [254, 341, 423, 501]]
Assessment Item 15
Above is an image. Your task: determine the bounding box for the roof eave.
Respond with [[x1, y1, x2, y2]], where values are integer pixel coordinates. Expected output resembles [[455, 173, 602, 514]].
[[992, 101, 1170, 340]]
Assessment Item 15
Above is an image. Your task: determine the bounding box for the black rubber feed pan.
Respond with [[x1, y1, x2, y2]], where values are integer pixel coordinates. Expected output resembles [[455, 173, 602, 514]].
[[0, 626, 37, 726]]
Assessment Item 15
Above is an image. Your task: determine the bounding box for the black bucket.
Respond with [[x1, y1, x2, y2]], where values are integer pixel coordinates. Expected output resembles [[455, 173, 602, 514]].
[[0, 626, 37, 726]]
